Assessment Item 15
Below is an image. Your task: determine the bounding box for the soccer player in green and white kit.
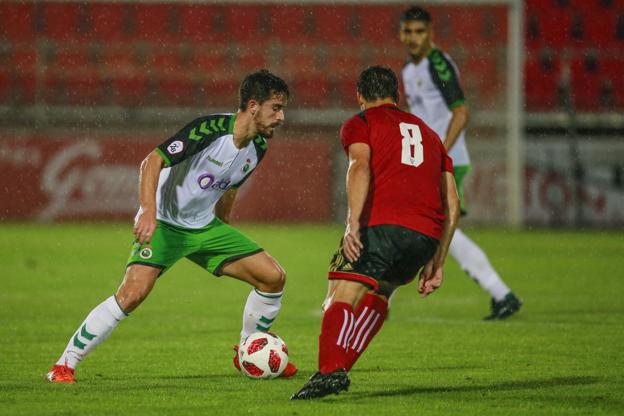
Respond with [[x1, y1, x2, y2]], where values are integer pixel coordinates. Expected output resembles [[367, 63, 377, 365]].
[[47, 70, 297, 383], [400, 6, 522, 319]]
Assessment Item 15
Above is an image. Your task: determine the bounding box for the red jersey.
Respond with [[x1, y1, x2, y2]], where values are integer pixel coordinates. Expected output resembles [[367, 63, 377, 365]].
[[340, 103, 454, 240]]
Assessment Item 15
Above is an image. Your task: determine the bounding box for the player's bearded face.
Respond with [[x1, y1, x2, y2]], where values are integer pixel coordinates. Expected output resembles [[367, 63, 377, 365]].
[[254, 94, 287, 138], [400, 21, 432, 58]]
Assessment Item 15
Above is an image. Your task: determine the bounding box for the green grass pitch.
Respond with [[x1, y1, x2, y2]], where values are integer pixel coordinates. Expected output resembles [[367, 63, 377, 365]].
[[1, 223, 623, 415]]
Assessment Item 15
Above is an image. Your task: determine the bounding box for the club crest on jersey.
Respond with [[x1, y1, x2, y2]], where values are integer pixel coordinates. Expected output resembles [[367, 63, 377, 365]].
[[242, 159, 251, 173], [167, 140, 184, 154], [139, 247, 153, 259], [198, 173, 231, 191]]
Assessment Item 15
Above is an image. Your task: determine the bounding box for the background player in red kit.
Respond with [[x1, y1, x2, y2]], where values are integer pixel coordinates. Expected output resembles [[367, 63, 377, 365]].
[[291, 66, 460, 400]]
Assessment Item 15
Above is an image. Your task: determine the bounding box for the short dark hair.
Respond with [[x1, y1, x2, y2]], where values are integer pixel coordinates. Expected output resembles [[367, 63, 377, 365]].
[[238, 69, 290, 110], [401, 6, 432, 24], [357, 66, 399, 103]]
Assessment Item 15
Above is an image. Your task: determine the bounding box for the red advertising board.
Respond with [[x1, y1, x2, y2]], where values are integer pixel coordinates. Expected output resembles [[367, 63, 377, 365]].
[[0, 135, 333, 223]]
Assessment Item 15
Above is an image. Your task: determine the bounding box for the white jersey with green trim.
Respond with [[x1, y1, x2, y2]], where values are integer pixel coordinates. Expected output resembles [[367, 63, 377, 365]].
[[402, 48, 470, 166], [135, 113, 268, 229]]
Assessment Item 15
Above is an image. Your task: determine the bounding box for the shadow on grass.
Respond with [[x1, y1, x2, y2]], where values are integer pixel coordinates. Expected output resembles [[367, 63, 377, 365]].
[[346, 376, 600, 399], [97, 373, 233, 382], [353, 364, 481, 374]]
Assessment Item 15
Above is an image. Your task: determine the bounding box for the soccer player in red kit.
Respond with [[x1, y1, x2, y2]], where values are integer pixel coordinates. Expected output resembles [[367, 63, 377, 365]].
[[291, 66, 460, 400]]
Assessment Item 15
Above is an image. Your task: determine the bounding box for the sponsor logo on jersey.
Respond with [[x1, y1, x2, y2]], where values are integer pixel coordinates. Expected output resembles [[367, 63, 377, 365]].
[[207, 155, 223, 167], [139, 247, 153, 259], [211, 178, 232, 190], [198, 173, 231, 191], [167, 141, 184, 154]]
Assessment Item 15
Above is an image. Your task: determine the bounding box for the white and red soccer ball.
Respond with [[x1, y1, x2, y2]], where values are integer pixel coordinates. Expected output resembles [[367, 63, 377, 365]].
[[238, 332, 289, 379]]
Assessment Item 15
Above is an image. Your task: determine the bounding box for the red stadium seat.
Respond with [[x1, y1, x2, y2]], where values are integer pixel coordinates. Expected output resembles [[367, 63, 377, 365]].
[[0, 70, 10, 103], [15, 72, 37, 104], [534, 9, 573, 48], [601, 58, 624, 87], [180, 4, 227, 42], [312, 5, 360, 45], [333, 78, 358, 107], [488, 6, 509, 42], [0, 2, 36, 41], [43, 71, 104, 106], [41, 2, 82, 41], [280, 47, 321, 77], [100, 48, 139, 75], [524, 53, 562, 111], [462, 54, 500, 109], [359, 6, 398, 45], [87, 3, 127, 41], [135, 4, 181, 43], [193, 46, 232, 78], [267, 5, 313, 43], [147, 50, 185, 76], [111, 74, 150, 107], [583, 8, 620, 49], [526, 12, 541, 50], [375, 48, 407, 72], [200, 77, 239, 108], [222, 5, 264, 42], [569, 56, 598, 110], [54, 49, 92, 73], [447, 7, 488, 46], [235, 48, 269, 73], [11, 48, 39, 73], [291, 77, 332, 107], [69, 74, 105, 106], [570, 75, 604, 112], [0, 70, 37, 105], [326, 53, 362, 79], [157, 76, 198, 106]]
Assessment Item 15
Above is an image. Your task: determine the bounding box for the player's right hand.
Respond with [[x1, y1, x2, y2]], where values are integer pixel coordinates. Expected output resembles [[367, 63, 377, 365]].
[[134, 210, 157, 244], [418, 260, 443, 298]]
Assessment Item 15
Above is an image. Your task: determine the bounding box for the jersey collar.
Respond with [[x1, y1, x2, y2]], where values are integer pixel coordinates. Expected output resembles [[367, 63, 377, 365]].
[[228, 113, 236, 134], [379, 103, 400, 110]]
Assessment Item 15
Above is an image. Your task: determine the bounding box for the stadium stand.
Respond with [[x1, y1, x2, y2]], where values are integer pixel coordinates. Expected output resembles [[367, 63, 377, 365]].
[[0, 1, 621, 111]]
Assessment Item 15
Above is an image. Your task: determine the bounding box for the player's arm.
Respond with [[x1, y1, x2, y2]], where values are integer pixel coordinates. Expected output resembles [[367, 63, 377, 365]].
[[419, 170, 460, 298], [428, 50, 468, 152], [444, 104, 469, 152], [134, 150, 165, 244], [343, 142, 371, 263], [215, 188, 238, 224]]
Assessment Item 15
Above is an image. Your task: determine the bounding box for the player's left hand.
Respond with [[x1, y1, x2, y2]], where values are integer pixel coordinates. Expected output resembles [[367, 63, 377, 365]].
[[342, 221, 363, 263], [418, 260, 443, 298]]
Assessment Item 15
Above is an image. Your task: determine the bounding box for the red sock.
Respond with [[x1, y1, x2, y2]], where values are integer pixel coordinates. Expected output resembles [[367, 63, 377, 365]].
[[318, 302, 354, 374], [344, 293, 388, 371]]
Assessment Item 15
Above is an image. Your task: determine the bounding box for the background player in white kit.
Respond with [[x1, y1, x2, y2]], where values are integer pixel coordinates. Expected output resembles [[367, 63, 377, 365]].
[[400, 6, 522, 319], [47, 70, 297, 383]]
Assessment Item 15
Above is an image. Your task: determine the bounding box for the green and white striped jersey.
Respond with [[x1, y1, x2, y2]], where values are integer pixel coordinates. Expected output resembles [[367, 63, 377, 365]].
[[402, 48, 470, 167], [136, 113, 268, 229]]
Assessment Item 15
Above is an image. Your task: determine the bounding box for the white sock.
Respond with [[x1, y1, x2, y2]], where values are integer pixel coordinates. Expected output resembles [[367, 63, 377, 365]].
[[56, 296, 127, 369], [240, 289, 283, 345], [449, 229, 511, 301]]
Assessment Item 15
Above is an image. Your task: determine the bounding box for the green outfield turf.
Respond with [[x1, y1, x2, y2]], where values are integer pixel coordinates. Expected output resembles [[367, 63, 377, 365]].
[[1, 223, 623, 415]]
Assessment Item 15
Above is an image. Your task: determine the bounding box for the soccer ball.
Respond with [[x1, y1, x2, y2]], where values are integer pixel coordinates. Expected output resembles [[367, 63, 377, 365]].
[[238, 332, 289, 379]]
